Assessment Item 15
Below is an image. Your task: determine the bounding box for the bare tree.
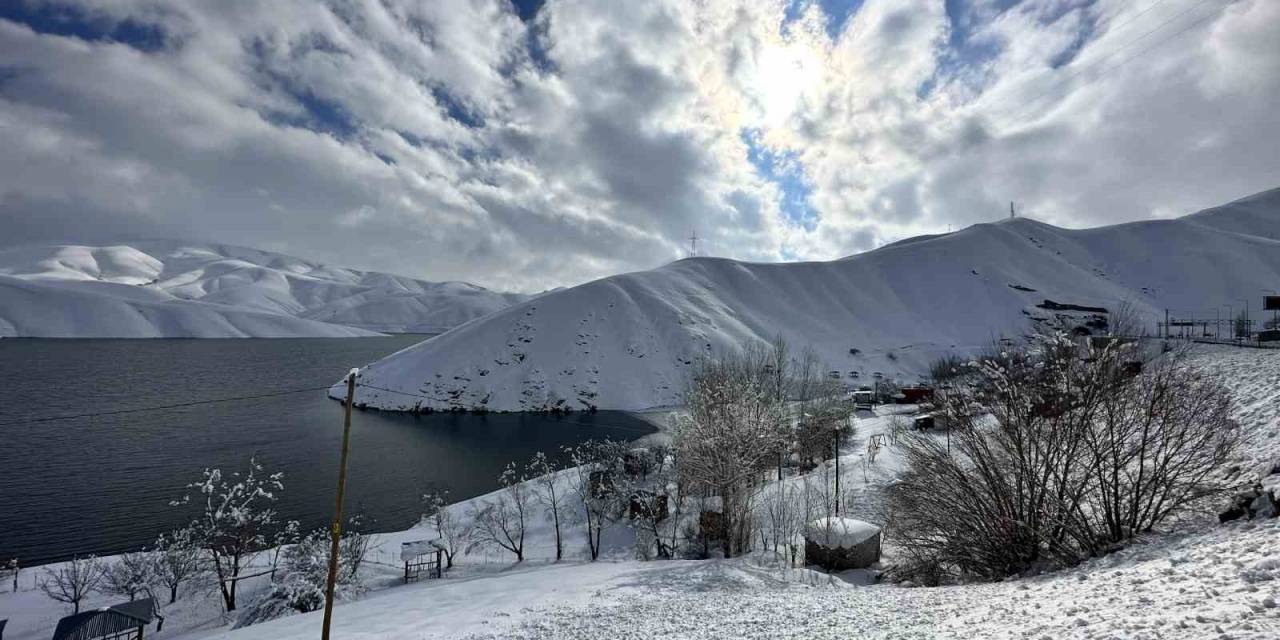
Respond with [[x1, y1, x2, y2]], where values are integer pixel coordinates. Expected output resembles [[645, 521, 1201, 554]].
[[267, 520, 301, 581], [152, 525, 204, 604], [528, 451, 573, 561], [674, 342, 789, 557], [39, 555, 104, 614], [887, 331, 1240, 583], [2, 559, 18, 593], [1078, 350, 1240, 545], [421, 488, 469, 569], [565, 439, 628, 561], [174, 457, 284, 612], [469, 462, 533, 562], [102, 551, 152, 601]]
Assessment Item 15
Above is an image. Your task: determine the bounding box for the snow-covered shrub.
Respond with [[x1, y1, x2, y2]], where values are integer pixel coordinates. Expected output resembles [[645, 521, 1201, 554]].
[[888, 332, 1240, 582], [173, 457, 284, 612], [39, 555, 104, 614], [237, 522, 368, 626]]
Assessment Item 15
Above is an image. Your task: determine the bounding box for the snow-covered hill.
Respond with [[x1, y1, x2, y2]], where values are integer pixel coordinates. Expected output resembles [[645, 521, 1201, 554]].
[[341, 187, 1280, 412], [0, 242, 528, 338]]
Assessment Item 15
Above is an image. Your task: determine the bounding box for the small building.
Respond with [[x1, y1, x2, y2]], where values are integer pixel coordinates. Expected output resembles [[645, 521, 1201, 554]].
[[401, 539, 445, 583], [51, 599, 154, 640], [899, 386, 934, 404], [804, 518, 882, 571]]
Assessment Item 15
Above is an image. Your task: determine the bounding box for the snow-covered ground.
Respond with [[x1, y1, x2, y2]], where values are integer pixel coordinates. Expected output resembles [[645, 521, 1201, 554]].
[[339, 187, 1280, 412], [0, 242, 528, 337], [4, 344, 1277, 639]]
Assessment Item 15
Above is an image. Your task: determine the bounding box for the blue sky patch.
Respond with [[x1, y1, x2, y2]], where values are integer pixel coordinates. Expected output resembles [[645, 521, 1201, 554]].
[[509, 0, 545, 23], [433, 87, 485, 129], [0, 2, 168, 52], [783, 0, 866, 40], [742, 128, 819, 232]]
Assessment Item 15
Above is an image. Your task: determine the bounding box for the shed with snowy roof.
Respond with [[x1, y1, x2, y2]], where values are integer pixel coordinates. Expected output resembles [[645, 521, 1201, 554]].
[[51, 598, 154, 640], [804, 518, 882, 570]]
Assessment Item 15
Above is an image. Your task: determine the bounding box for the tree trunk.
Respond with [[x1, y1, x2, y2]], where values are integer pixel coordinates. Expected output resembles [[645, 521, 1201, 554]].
[[169, 584, 178, 604], [553, 510, 563, 561]]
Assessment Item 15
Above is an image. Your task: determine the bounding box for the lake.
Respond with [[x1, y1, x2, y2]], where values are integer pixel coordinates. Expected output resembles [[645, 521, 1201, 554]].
[[0, 336, 655, 565]]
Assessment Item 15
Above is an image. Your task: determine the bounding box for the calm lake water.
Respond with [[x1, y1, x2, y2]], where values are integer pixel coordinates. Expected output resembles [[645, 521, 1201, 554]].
[[0, 336, 654, 565]]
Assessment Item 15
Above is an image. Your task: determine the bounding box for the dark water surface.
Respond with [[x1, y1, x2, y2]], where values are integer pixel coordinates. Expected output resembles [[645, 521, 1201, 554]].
[[0, 337, 654, 565]]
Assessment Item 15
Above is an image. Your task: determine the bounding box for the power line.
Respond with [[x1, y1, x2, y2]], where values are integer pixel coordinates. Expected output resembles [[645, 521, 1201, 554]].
[[996, 0, 1230, 128], [979, 0, 1178, 122], [0, 385, 333, 427]]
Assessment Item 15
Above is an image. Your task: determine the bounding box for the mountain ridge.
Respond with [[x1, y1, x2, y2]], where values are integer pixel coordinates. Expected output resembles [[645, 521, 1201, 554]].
[[336, 187, 1280, 412], [0, 240, 529, 338]]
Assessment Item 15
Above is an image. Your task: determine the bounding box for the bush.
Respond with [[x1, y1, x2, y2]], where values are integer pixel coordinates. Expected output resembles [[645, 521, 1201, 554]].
[[887, 332, 1239, 582]]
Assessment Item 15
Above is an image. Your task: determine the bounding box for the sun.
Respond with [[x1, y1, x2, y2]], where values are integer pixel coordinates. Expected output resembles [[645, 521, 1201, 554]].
[[750, 41, 823, 129]]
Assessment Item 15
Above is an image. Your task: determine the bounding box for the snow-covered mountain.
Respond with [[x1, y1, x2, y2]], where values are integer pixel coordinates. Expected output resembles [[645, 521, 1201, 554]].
[[0, 242, 528, 338], [340, 187, 1280, 412]]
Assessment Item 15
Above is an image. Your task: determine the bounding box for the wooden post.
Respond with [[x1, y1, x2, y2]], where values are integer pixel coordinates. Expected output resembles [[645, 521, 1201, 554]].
[[322, 370, 357, 640], [833, 430, 840, 516]]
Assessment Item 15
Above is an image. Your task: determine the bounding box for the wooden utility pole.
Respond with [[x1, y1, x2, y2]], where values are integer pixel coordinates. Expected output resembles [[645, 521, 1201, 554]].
[[322, 369, 358, 640]]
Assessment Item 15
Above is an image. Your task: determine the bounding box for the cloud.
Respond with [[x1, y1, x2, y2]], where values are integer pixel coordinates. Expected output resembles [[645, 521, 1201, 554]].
[[0, 0, 1276, 291]]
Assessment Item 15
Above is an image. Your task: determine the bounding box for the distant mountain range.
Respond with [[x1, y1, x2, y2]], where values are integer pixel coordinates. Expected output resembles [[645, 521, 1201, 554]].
[[0, 241, 528, 338], [337, 187, 1280, 412]]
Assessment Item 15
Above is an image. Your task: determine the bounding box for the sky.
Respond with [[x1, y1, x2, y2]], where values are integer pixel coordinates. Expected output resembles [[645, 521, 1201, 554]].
[[0, 0, 1277, 292]]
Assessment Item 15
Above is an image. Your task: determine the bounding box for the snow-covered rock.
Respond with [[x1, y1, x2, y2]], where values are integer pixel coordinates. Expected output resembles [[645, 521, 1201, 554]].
[[0, 241, 528, 338], [339, 187, 1280, 412], [805, 518, 881, 549]]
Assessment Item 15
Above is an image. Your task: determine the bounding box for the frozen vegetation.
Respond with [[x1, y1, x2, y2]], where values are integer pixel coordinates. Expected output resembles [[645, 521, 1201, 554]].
[[339, 188, 1280, 412], [0, 241, 527, 338]]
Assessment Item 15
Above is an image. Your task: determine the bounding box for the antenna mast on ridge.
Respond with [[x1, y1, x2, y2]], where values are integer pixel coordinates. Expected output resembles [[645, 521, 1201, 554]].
[[688, 230, 698, 257], [1010, 201, 1016, 219]]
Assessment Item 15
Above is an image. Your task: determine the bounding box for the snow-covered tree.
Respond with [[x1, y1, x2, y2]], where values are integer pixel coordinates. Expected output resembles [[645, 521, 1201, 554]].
[[565, 439, 629, 561], [469, 462, 533, 562], [237, 521, 367, 625], [151, 525, 205, 604], [39, 555, 104, 614], [674, 342, 789, 557], [421, 488, 468, 569], [528, 451, 573, 561], [102, 551, 152, 601], [174, 457, 284, 612]]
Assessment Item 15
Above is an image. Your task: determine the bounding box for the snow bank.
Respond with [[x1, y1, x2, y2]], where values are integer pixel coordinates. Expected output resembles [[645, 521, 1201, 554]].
[[339, 187, 1280, 411], [805, 518, 881, 549], [0, 241, 527, 338]]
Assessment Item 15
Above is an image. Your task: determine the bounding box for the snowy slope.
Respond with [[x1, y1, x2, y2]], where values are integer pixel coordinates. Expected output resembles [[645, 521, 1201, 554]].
[[0, 242, 527, 338], [340, 188, 1280, 412]]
